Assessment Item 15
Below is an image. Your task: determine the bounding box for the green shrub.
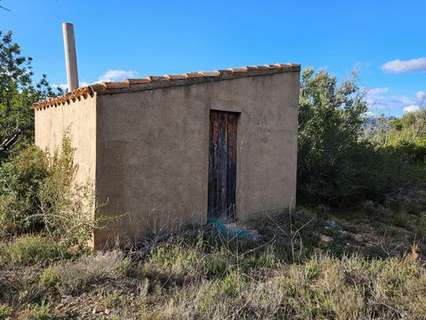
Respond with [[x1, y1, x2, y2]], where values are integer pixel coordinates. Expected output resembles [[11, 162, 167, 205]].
[[298, 68, 426, 205], [38, 267, 60, 289], [7, 235, 67, 266], [202, 248, 229, 277], [146, 244, 201, 277], [0, 134, 102, 246], [0, 304, 13, 320], [0, 146, 49, 236], [18, 303, 56, 320], [196, 272, 246, 316], [297, 68, 370, 204], [102, 291, 122, 309]]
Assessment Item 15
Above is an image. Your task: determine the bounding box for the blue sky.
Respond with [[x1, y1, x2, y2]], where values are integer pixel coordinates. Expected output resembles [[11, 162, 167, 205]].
[[1, 0, 425, 116]]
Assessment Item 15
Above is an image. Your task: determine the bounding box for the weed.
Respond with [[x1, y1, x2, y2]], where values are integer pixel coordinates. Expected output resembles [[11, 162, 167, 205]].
[[17, 303, 56, 320], [0, 242, 8, 267], [0, 304, 13, 320], [102, 291, 122, 309], [49, 250, 128, 295], [38, 267, 60, 290], [144, 243, 201, 279], [7, 235, 67, 266], [391, 212, 412, 228]]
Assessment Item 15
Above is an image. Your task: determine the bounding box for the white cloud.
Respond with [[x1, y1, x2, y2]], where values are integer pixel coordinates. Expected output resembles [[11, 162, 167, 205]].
[[366, 87, 388, 95], [98, 69, 138, 82], [365, 87, 413, 110], [53, 69, 139, 92], [368, 95, 415, 113], [382, 57, 426, 73], [364, 87, 422, 116], [416, 91, 426, 100], [403, 105, 420, 113]]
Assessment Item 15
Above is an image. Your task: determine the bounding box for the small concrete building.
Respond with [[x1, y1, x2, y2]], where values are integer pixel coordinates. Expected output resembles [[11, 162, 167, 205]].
[[34, 63, 300, 248]]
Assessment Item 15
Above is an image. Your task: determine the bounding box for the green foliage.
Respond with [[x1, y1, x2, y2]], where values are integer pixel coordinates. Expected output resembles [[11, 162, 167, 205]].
[[298, 68, 426, 204], [145, 243, 201, 277], [0, 31, 61, 162], [38, 266, 60, 289], [327, 142, 415, 202], [18, 303, 56, 320], [102, 291, 122, 309], [5, 235, 67, 266], [382, 111, 426, 167], [0, 304, 13, 320], [0, 134, 100, 246], [298, 68, 368, 203], [388, 110, 426, 147], [0, 146, 49, 235], [196, 271, 245, 315]]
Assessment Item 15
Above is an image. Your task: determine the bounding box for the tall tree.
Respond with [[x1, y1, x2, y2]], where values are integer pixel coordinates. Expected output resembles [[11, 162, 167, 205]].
[[0, 31, 61, 161], [298, 68, 368, 202]]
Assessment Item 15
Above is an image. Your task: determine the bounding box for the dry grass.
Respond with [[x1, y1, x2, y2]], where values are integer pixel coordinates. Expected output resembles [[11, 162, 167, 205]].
[[139, 254, 426, 320], [0, 206, 425, 319], [39, 250, 129, 295]]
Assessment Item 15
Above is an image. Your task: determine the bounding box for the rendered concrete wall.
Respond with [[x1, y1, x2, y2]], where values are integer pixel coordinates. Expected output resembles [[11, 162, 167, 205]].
[[95, 72, 299, 246], [34, 96, 97, 189]]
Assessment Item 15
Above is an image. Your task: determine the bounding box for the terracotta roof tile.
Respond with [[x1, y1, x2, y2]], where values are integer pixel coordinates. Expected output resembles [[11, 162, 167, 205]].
[[217, 69, 234, 75], [186, 72, 206, 78], [103, 81, 129, 89], [231, 67, 248, 73], [127, 78, 151, 85], [201, 71, 221, 77], [148, 75, 169, 81], [34, 63, 300, 110], [167, 74, 188, 80]]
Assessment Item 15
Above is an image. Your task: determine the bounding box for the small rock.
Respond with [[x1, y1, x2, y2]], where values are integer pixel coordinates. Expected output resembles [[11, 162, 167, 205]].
[[320, 234, 333, 243], [105, 309, 111, 315]]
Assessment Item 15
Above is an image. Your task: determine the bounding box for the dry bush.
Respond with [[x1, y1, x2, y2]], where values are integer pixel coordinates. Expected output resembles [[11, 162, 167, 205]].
[[39, 250, 129, 295], [36, 133, 102, 247]]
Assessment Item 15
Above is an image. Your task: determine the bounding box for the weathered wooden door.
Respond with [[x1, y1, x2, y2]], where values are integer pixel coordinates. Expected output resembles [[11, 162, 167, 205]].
[[208, 110, 238, 221]]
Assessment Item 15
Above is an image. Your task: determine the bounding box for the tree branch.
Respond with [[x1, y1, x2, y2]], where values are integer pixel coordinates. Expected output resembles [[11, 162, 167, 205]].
[[0, 126, 22, 153]]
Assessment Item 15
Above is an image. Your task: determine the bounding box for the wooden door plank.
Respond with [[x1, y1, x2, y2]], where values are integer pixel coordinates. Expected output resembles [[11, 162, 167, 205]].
[[208, 111, 238, 221]]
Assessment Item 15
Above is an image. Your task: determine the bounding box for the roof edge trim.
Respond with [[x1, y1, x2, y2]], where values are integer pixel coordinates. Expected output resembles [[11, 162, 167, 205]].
[[34, 63, 300, 110]]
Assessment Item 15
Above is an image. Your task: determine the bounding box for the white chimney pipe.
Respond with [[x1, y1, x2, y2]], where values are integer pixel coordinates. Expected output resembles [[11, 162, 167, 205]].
[[62, 22, 79, 91]]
